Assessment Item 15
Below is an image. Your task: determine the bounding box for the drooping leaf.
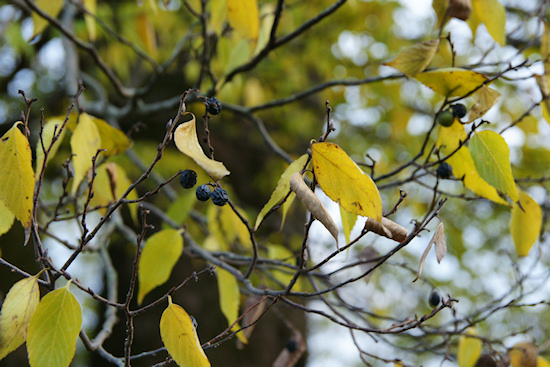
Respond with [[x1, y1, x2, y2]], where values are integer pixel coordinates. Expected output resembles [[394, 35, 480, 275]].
[[413, 222, 446, 282], [0, 122, 35, 229], [227, 0, 259, 43], [160, 296, 210, 367], [174, 114, 230, 181], [86, 113, 131, 157], [254, 154, 309, 230], [468, 86, 501, 122], [414, 67, 488, 97], [432, 0, 450, 29], [469, 130, 518, 202], [510, 190, 542, 257], [137, 229, 184, 304], [27, 283, 82, 367], [82, 0, 97, 41], [311, 142, 382, 222], [35, 117, 66, 180], [340, 206, 357, 244], [31, 0, 64, 38], [0, 201, 14, 237], [70, 113, 102, 194], [472, 0, 506, 46], [0, 275, 40, 360], [509, 342, 538, 367], [216, 267, 246, 343], [457, 327, 482, 367], [384, 39, 440, 77]]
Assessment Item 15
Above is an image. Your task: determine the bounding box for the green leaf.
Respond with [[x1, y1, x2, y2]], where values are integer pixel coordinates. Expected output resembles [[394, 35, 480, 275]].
[[227, 0, 259, 42], [137, 229, 184, 304], [31, 0, 64, 38], [510, 190, 542, 257], [165, 191, 196, 227], [472, 0, 506, 46], [27, 283, 82, 367], [414, 67, 488, 97], [160, 296, 210, 367], [0, 200, 15, 237], [35, 117, 66, 180], [469, 130, 518, 202], [71, 113, 102, 194], [254, 154, 309, 230], [216, 267, 246, 343], [457, 327, 482, 367], [0, 275, 40, 360], [0, 122, 35, 229], [384, 39, 440, 77]]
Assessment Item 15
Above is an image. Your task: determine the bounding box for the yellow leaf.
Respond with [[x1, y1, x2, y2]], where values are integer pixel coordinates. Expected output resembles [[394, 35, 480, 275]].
[[227, 0, 259, 43], [0, 200, 14, 237], [510, 190, 542, 257], [174, 114, 230, 181], [538, 356, 550, 367], [340, 206, 357, 244], [254, 154, 309, 230], [208, 204, 252, 252], [70, 113, 101, 194], [311, 142, 382, 222], [0, 275, 40, 360], [384, 39, 440, 77], [160, 296, 210, 367], [27, 283, 82, 367], [510, 342, 538, 367], [216, 267, 246, 343], [35, 117, 66, 180], [254, 4, 276, 56], [469, 131, 518, 202], [457, 327, 482, 367], [31, 0, 64, 39], [414, 67, 488, 97], [280, 191, 296, 230], [432, 0, 450, 29], [136, 12, 158, 58], [208, 0, 228, 35], [468, 86, 501, 122], [472, 0, 506, 46], [137, 229, 184, 304], [267, 244, 300, 291], [86, 113, 131, 157], [82, 0, 97, 41], [535, 75, 550, 126], [0, 122, 35, 228]]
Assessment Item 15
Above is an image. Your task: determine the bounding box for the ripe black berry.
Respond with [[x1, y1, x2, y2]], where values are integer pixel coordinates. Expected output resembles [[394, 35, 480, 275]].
[[285, 339, 298, 353], [429, 291, 440, 307], [211, 188, 229, 206], [196, 184, 212, 201], [205, 97, 222, 115], [451, 103, 467, 119], [179, 169, 197, 189], [436, 162, 453, 179], [437, 110, 454, 127]]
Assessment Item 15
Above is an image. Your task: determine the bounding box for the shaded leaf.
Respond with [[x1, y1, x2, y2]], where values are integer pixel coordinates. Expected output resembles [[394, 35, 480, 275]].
[[160, 296, 210, 367], [165, 191, 196, 226], [509, 342, 538, 367], [510, 190, 542, 257], [468, 86, 501, 122], [384, 39, 440, 77], [86, 113, 131, 157], [267, 244, 300, 291], [27, 283, 82, 367], [137, 229, 184, 304], [535, 74, 550, 126], [414, 67, 488, 97], [432, 0, 450, 29], [31, 0, 64, 38], [71, 113, 101, 194], [0, 200, 14, 237], [0, 275, 40, 360], [216, 267, 246, 343], [174, 114, 230, 181], [35, 117, 66, 180], [236, 294, 266, 349], [340, 206, 358, 244], [0, 122, 35, 229], [311, 142, 382, 222], [82, 0, 97, 41], [457, 327, 482, 367], [227, 0, 259, 42], [413, 222, 446, 282], [136, 12, 158, 58], [208, 204, 252, 252], [472, 0, 506, 46]]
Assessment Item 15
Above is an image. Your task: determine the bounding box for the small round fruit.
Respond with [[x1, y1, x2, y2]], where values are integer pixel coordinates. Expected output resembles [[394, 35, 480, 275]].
[[179, 169, 197, 189], [196, 184, 212, 201], [437, 110, 455, 127], [451, 103, 467, 118], [285, 339, 298, 353], [436, 162, 453, 179], [211, 188, 229, 206], [206, 97, 222, 115], [429, 291, 441, 307]]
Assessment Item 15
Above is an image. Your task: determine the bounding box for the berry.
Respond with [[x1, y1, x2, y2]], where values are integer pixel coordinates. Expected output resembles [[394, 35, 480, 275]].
[[436, 162, 453, 179], [429, 291, 441, 307], [196, 184, 212, 201], [206, 97, 222, 115], [451, 103, 467, 119], [437, 110, 455, 127], [285, 339, 298, 353], [211, 188, 229, 206], [179, 169, 197, 189]]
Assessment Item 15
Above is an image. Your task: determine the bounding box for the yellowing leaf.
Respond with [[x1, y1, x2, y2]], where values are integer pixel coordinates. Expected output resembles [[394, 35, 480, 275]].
[[82, 0, 97, 41], [0, 200, 14, 237], [137, 229, 184, 304], [472, 0, 506, 46], [85, 113, 131, 157], [510, 342, 538, 367], [227, 0, 259, 43], [208, 204, 252, 252], [254, 154, 309, 230], [35, 117, 66, 180], [31, 0, 64, 38], [267, 244, 300, 291], [216, 267, 246, 343], [457, 327, 482, 367], [537, 356, 550, 367], [311, 142, 382, 222], [174, 114, 230, 181], [468, 86, 501, 122], [71, 113, 101, 194], [432, 0, 449, 29], [136, 12, 158, 58], [27, 283, 82, 367], [0, 122, 35, 229], [340, 206, 357, 244], [469, 131, 518, 202], [0, 275, 40, 360], [510, 190, 542, 257], [384, 39, 440, 77], [414, 67, 488, 97], [160, 296, 210, 367]]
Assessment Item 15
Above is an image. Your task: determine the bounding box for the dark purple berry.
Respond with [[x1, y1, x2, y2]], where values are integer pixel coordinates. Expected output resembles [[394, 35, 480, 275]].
[[285, 339, 298, 353], [436, 162, 453, 179], [429, 291, 440, 307], [196, 184, 212, 201], [179, 169, 197, 189], [206, 97, 222, 115], [211, 188, 229, 206], [451, 103, 467, 119]]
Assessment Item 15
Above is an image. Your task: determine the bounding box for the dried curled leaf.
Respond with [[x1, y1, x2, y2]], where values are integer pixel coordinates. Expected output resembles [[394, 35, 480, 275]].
[[413, 222, 446, 282], [364, 217, 408, 243]]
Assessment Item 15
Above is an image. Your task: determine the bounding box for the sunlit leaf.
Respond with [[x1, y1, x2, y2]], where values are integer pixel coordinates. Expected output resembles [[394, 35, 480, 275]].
[[384, 39, 440, 77], [35, 117, 66, 180], [71, 113, 101, 194], [160, 296, 210, 367], [137, 229, 184, 304], [312, 142, 382, 222], [468, 86, 501, 122], [254, 154, 309, 230], [509, 342, 538, 367], [31, 0, 64, 38], [472, 0, 506, 46], [227, 0, 259, 43], [86, 114, 131, 157], [537, 356, 550, 367], [414, 67, 488, 97], [457, 327, 482, 367], [82, 0, 97, 41], [0, 122, 35, 229], [174, 114, 230, 181], [340, 206, 357, 244], [0, 201, 14, 237], [469, 130, 518, 202], [0, 275, 40, 360], [27, 283, 82, 367], [216, 267, 246, 343], [510, 190, 542, 257]]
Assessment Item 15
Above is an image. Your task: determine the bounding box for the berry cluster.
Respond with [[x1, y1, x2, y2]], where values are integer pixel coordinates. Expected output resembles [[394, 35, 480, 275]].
[[179, 169, 228, 206], [205, 97, 222, 115], [437, 103, 468, 128]]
